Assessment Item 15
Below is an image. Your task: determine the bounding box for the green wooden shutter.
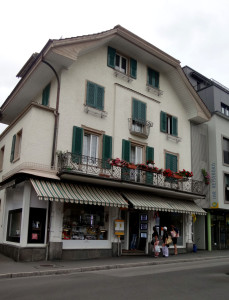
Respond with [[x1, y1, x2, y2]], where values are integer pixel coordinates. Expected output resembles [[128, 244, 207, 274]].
[[122, 139, 130, 161], [166, 153, 177, 172], [148, 68, 159, 88], [154, 71, 159, 88], [146, 146, 154, 162], [96, 85, 104, 111], [102, 135, 112, 169], [139, 101, 146, 124], [130, 58, 137, 79], [107, 46, 116, 68], [42, 83, 51, 106], [72, 126, 83, 163], [122, 139, 130, 180], [147, 68, 152, 86], [172, 116, 178, 137], [86, 81, 96, 107], [10, 134, 16, 162], [132, 99, 146, 124], [146, 146, 154, 184], [160, 111, 167, 133]]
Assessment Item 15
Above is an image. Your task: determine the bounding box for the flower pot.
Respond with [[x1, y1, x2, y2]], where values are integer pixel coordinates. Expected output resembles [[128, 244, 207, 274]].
[[127, 164, 137, 169]]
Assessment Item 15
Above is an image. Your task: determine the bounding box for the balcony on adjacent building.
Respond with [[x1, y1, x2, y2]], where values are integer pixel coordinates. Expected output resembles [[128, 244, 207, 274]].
[[57, 152, 204, 197]]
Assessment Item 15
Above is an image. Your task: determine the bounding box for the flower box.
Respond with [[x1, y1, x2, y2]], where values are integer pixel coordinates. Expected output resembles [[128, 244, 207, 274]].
[[127, 163, 137, 169]]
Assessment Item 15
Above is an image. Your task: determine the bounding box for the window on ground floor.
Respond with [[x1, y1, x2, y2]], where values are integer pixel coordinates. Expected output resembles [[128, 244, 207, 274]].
[[62, 203, 108, 240], [6, 209, 22, 243]]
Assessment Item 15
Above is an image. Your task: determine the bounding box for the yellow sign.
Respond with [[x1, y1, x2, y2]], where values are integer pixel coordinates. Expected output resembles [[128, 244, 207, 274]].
[[114, 219, 125, 236]]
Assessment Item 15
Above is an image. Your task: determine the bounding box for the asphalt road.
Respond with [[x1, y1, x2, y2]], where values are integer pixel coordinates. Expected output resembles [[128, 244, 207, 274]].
[[1, 258, 229, 300]]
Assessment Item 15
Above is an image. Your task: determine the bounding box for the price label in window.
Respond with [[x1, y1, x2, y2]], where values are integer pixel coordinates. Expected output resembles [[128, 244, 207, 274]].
[[114, 219, 124, 236]]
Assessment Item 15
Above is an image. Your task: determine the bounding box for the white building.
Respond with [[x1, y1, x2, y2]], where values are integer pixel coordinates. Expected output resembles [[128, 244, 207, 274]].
[[0, 26, 210, 261], [184, 66, 229, 250]]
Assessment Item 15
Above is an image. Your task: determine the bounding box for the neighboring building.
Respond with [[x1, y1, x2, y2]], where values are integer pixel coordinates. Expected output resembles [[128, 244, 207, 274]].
[[183, 66, 229, 250], [0, 26, 210, 261]]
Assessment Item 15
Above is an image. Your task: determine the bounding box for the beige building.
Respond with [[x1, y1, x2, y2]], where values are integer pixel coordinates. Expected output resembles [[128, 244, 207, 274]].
[[0, 26, 210, 261]]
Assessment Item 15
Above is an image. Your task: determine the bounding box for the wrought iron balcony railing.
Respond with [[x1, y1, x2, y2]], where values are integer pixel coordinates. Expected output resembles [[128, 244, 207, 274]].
[[128, 118, 153, 139], [57, 152, 204, 195]]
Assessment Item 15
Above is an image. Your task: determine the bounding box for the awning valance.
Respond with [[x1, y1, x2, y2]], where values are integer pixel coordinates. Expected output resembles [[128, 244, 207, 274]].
[[122, 191, 206, 215], [31, 179, 128, 208]]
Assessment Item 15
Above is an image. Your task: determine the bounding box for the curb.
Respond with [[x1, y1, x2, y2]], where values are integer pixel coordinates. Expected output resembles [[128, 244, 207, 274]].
[[0, 255, 228, 280]]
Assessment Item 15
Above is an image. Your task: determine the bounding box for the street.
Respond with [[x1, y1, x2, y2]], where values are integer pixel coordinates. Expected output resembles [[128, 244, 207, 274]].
[[0, 258, 229, 300]]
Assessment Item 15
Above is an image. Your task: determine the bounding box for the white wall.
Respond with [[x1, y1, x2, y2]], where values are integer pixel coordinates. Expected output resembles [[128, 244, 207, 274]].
[[57, 46, 192, 171]]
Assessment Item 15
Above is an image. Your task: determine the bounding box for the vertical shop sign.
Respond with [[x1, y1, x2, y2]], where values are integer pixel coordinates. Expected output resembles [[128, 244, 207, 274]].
[[210, 162, 218, 208], [114, 219, 124, 236]]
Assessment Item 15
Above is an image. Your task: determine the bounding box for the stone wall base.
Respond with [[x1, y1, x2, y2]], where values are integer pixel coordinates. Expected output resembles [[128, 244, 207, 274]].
[[0, 243, 46, 262], [62, 248, 112, 260], [48, 242, 63, 260]]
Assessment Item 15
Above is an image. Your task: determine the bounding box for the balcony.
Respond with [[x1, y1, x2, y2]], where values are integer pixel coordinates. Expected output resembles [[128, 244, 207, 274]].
[[128, 118, 153, 139], [57, 152, 204, 196]]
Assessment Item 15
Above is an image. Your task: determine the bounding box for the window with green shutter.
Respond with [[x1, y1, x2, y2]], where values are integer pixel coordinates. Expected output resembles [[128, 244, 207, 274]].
[[42, 83, 51, 106], [107, 47, 137, 79], [10, 135, 16, 162], [102, 135, 112, 169], [86, 81, 104, 111], [165, 153, 178, 173], [147, 68, 159, 88], [160, 111, 178, 137]]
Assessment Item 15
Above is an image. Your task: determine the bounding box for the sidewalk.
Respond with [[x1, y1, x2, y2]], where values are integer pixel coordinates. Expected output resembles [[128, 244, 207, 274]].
[[0, 250, 229, 280]]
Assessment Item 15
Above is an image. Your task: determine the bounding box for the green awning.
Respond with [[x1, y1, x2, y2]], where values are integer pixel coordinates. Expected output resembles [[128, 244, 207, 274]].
[[31, 179, 128, 208], [122, 191, 206, 215]]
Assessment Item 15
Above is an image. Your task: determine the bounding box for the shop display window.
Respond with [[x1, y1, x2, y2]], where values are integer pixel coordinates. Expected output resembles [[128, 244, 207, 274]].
[[7, 208, 22, 243], [62, 203, 108, 240], [27, 208, 46, 244]]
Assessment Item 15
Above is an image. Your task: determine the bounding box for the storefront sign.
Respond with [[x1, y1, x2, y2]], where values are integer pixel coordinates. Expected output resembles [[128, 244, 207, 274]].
[[210, 162, 218, 208], [114, 219, 124, 236]]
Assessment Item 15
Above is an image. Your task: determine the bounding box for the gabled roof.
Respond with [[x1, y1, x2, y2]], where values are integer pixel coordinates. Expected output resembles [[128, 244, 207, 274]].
[[0, 25, 211, 124]]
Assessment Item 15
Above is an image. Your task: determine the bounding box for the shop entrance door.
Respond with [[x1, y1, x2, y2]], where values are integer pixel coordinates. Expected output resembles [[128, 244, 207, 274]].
[[129, 211, 139, 250]]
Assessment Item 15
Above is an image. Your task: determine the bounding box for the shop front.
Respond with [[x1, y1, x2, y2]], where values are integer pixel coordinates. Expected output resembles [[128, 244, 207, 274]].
[[120, 190, 206, 254], [210, 210, 229, 250], [0, 178, 207, 261]]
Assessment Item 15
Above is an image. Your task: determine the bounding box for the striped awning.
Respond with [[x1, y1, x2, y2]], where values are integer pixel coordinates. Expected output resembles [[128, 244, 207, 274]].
[[122, 191, 206, 215], [31, 179, 128, 208]]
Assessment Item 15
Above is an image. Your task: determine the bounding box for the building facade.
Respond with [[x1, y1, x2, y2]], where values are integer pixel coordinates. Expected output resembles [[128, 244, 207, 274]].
[[0, 27, 209, 261], [183, 66, 229, 250]]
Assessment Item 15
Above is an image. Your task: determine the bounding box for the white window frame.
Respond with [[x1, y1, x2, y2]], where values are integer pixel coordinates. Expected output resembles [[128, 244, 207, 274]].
[[83, 133, 99, 165], [115, 53, 128, 74]]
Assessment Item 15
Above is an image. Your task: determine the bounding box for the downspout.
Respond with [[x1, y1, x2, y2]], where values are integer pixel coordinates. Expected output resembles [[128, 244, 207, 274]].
[[207, 212, 212, 251], [41, 59, 60, 168], [41, 59, 61, 260]]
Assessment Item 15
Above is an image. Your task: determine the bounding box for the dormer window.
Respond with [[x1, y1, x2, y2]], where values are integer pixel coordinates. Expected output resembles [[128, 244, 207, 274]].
[[107, 46, 137, 79]]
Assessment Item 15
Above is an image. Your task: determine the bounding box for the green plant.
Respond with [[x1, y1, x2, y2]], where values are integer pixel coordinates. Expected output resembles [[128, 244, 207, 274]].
[[201, 169, 210, 185]]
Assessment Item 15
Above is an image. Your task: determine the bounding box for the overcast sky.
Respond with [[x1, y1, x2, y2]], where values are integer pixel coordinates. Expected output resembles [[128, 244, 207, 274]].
[[0, 0, 228, 131]]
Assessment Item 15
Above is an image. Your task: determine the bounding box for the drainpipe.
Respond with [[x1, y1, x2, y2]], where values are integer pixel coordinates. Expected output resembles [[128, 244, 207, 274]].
[[207, 212, 212, 251], [41, 59, 60, 260], [41, 59, 60, 168]]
